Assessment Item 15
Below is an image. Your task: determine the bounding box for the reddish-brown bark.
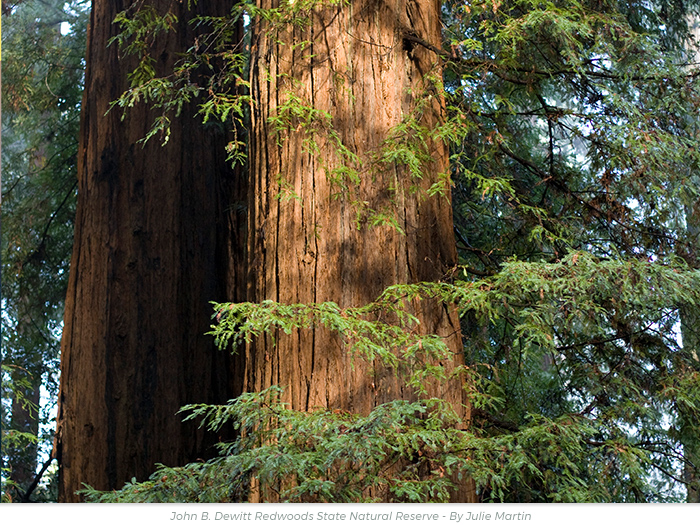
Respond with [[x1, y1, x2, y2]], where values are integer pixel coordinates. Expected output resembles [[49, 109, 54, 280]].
[[246, 0, 475, 501], [56, 0, 246, 501], [58, 0, 474, 502]]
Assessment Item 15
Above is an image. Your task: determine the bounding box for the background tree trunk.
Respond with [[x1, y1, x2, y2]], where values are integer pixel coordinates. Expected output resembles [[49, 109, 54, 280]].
[[680, 197, 700, 503], [247, 0, 475, 501], [9, 372, 41, 492], [56, 1, 246, 502], [8, 291, 45, 495], [680, 18, 700, 503]]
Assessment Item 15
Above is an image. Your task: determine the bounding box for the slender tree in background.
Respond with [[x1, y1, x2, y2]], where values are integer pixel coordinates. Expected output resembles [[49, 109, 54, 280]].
[[55, 0, 246, 501], [679, 15, 700, 502]]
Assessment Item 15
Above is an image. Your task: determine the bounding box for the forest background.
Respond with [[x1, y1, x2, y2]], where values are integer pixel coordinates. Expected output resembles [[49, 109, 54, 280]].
[[3, 0, 700, 503]]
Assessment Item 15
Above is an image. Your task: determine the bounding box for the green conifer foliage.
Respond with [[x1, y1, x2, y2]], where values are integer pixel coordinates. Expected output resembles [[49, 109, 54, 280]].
[[1, 0, 88, 502]]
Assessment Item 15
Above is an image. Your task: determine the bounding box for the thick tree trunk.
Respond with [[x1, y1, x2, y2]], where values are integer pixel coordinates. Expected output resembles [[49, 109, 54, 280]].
[[247, 0, 475, 501], [56, 1, 246, 502]]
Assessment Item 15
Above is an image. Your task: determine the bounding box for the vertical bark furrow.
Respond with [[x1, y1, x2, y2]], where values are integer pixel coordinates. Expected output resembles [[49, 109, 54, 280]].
[[248, 0, 471, 462], [57, 1, 245, 501]]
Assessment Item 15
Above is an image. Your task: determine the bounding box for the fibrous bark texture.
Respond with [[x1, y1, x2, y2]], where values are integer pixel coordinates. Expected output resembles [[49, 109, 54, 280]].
[[247, 0, 475, 500], [56, 0, 246, 501]]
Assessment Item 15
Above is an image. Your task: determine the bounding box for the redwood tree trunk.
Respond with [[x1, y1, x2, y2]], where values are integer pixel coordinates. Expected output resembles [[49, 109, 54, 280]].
[[247, 0, 475, 501], [56, 1, 246, 502]]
